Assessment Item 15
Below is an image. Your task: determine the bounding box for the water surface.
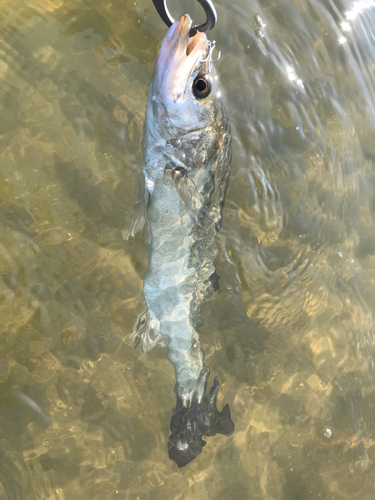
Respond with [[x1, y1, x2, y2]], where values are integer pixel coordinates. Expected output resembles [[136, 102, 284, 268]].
[[1, 0, 375, 498]]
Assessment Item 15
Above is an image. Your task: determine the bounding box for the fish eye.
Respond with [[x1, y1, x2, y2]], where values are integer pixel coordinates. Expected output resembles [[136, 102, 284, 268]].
[[172, 166, 186, 181], [193, 74, 212, 99]]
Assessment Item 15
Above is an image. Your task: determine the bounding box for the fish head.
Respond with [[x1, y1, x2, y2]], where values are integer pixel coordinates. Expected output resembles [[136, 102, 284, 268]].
[[148, 14, 223, 139]]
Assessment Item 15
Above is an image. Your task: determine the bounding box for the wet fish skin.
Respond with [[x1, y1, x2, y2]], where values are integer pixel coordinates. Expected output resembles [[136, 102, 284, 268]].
[[128, 14, 234, 465]]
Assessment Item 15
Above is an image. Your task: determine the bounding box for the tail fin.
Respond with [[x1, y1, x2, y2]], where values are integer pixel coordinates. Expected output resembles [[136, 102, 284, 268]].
[[168, 374, 235, 467]]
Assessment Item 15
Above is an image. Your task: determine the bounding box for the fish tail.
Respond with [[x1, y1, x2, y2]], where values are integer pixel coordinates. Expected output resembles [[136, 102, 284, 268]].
[[168, 372, 235, 467]]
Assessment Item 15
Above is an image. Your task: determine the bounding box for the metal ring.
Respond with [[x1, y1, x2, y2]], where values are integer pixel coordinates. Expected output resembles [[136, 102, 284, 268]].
[[151, 0, 217, 36]]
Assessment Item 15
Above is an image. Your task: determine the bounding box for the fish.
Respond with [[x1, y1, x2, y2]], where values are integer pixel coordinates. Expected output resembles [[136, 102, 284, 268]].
[[126, 13, 234, 467]]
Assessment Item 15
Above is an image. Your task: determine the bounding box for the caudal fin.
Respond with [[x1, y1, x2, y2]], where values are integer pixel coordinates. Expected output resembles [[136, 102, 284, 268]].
[[168, 375, 234, 467]]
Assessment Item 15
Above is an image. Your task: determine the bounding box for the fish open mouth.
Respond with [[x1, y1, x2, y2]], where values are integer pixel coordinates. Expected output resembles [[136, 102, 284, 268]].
[[156, 14, 208, 100]]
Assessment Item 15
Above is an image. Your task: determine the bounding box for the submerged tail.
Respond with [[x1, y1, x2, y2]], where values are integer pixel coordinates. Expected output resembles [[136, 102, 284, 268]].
[[168, 372, 235, 467], [131, 310, 234, 467]]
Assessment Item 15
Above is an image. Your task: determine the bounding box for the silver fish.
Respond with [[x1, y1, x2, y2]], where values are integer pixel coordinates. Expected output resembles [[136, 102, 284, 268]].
[[127, 14, 234, 466]]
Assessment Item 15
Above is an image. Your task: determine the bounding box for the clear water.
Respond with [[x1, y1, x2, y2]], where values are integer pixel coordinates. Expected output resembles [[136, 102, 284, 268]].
[[1, 0, 375, 498]]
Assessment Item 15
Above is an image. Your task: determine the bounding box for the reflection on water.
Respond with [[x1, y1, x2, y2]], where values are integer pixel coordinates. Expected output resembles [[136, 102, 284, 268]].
[[1, 0, 375, 497]]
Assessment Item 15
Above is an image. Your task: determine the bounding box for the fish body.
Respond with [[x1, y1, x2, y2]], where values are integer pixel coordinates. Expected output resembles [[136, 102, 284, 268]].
[[128, 15, 234, 466]]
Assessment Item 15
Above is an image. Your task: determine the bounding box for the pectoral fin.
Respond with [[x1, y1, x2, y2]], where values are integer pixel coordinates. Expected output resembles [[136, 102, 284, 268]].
[[123, 170, 150, 240]]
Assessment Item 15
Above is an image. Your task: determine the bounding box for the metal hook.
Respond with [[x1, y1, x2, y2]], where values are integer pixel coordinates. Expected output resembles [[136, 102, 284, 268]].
[[151, 0, 217, 37], [200, 40, 220, 71]]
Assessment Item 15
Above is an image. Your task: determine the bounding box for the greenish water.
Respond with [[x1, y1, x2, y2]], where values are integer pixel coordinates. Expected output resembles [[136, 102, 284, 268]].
[[1, 0, 375, 498]]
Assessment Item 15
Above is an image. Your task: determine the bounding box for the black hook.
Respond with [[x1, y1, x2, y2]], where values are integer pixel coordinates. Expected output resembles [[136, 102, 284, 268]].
[[151, 0, 217, 37]]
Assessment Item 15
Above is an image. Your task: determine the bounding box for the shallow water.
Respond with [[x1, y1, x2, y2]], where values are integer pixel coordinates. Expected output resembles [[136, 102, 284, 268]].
[[1, 0, 375, 498]]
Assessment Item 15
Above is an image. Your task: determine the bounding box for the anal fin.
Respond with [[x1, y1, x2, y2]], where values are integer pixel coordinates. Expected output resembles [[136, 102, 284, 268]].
[[131, 308, 166, 352]]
